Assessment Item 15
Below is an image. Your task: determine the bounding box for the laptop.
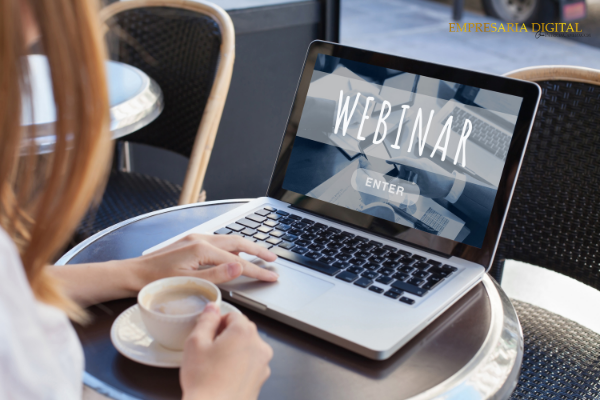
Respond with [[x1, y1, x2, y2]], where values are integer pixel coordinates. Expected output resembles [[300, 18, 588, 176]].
[[144, 41, 541, 360]]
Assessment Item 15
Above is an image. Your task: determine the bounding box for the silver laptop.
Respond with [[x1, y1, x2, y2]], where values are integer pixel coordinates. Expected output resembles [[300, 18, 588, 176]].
[[144, 41, 541, 360]]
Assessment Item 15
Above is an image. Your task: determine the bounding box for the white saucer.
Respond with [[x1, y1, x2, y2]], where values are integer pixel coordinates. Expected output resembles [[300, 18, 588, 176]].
[[111, 302, 241, 368]]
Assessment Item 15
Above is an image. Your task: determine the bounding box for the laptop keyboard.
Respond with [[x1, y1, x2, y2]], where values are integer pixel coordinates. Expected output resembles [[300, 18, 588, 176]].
[[214, 206, 459, 305], [451, 107, 510, 161]]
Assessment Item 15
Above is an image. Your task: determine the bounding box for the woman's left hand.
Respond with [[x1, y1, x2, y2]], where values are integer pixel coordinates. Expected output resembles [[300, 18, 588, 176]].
[[129, 234, 279, 292]]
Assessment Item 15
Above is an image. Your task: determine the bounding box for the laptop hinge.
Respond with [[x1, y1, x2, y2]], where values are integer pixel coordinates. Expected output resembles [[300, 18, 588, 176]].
[[288, 205, 450, 259]]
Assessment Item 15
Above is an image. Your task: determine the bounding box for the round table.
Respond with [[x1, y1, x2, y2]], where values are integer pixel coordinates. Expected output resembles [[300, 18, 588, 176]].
[[21, 54, 163, 154], [56, 200, 523, 400]]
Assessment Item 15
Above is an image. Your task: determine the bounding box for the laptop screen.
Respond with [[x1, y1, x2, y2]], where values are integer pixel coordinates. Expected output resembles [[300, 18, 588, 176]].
[[281, 54, 524, 249]]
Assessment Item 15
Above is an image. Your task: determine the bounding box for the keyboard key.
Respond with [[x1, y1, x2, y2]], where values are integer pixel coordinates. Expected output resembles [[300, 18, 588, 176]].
[[280, 218, 295, 225], [383, 245, 397, 252], [368, 240, 383, 248], [308, 243, 324, 251], [326, 227, 341, 233], [422, 278, 444, 291], [386, 253, 402, 262], [264, 206, 276, 212], [241, 228, 257, 236], [399, 297, 415, 305], [354, 278, 372, 288], [401, 258, 418, 266], [305, 251, 321, 260], [289, 229, 303, 236], [307, 226, 322, 234], [355, 236, 368, 242], [282, 234, 298, 242], [294, 222, 309, 230], [428, 260, 442, 267], [396, 250, 412, 257], [336, 253, 352, 262], [314, 223, 327, 229], [289, 214, 302, 220], [335, 271, 358, 283], [266, 237, 282, 245], [255, 209, 271, 216], [369, 286, 385, 294], [292, 246, 309, 255], [328, 242, 344, 250], [314, 237, 330, 245], [347, 266, 364, 275], [226, 223, 244, 232], [276, 210, 289, 216], [428, 267, 452, 277], [376, 275, 394, 285], [414, 271, 431, 279], [364, 263, 380, 271], [341, 247, 358, 255], [300, 218, 315, 225], [362, 271, 378, 280], [377, 267, 395, 276], [214, 228, 231, 235], [322, 248, 338, 257], [278, 241, 295, 250], [383, 261, 402, 269], [442, 264, 458, 272], [348, 258, 366, 267], [257, 226, 273, 234], [369, 256, 386, 264], [371, 248, 389, 257], [391, 281, 428, 297], [264, 220, 279, 228], [332, 261, 350, 269], [407, 277, 425, 286], [356, 242, 375, 252], [354, 251, 371, 259], [412, 255, 426, 261], [392, 272, 410, 281], [384, 290, 401, 299], [301, 233, 318, 241], [340, 231, 355, 238], [270, 247, 341, 276], [253, 233, 270, 241], [399, 266, 415, 274], [230, 232, 245, 237], [246, 214, 266, 223], [295, 239, 311, 247], [270, 230, 285, 238], [319, 256, 336, 265], [277, 224, 292, 232], [266, 213, 282, 220], [414, 262, 431, 270]]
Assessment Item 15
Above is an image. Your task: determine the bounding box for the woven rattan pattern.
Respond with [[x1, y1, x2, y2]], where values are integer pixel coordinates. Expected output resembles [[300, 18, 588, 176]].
[[490, 80, 600, 288], [76, 170, 181, 241], [105, 7, 221, 157], [510, 300, 600, 399]]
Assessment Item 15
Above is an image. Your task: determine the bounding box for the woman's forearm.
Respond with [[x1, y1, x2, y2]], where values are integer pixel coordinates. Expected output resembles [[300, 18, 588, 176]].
[[49, 259, 146, 307]]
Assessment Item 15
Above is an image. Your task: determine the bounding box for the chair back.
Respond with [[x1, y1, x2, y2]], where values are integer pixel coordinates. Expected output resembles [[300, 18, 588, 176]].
[[100, 0, 234, 204], [491, 66, 600, 290]]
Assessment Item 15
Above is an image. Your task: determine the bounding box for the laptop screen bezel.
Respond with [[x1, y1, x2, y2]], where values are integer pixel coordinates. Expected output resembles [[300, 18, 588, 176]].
[[266, 40, 541, 270]]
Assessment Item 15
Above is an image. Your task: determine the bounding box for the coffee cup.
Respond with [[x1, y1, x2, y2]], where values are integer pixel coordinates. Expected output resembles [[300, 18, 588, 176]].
[[138, 276, 222, 350]]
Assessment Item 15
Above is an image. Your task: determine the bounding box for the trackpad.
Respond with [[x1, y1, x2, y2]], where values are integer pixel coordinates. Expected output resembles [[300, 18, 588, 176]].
[[219, 259, 334, 311]]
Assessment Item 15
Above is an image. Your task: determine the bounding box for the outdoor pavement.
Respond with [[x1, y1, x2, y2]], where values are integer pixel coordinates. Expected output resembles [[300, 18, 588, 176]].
[[341, 0, 600, 75], [341, 0, 600, 334]]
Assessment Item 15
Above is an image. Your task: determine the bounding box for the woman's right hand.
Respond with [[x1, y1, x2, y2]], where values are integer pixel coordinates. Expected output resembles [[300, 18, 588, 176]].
[[180, 303, 273, 400]]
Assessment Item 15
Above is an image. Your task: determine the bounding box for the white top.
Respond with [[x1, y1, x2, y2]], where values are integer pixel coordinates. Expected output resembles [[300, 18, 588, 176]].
[[0, 227, 83, 400]]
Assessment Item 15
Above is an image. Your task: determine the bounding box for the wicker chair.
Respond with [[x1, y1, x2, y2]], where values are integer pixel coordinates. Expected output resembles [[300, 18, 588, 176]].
[[491, 66, 600, 399], [76, 0, 234, 240]]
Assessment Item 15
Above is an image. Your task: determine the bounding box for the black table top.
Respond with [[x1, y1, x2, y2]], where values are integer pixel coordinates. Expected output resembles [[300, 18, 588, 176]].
[[61, 200, 513, 400]]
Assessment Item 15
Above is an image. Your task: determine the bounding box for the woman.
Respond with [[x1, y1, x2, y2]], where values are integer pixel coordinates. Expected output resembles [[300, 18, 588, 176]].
[[0, 0, 277, 399]]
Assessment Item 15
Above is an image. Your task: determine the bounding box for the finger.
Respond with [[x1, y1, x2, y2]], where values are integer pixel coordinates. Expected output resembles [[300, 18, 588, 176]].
[[207, 235, 277, 262], [187, 302, 222, 347], [196, 262, 243, 284], [200, 244, 279, 282]]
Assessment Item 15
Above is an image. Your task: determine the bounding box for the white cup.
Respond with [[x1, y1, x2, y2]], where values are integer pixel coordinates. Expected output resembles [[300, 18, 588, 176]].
[[137, 276, 222, 351]]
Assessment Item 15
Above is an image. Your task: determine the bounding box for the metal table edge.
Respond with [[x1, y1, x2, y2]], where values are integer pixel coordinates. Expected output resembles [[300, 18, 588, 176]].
[[60, 200, 523, 400], [55, 199, 253, 266]]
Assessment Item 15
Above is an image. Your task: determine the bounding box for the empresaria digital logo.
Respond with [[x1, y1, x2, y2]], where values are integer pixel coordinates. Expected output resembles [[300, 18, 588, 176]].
[[448, 22, 590, 38]]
